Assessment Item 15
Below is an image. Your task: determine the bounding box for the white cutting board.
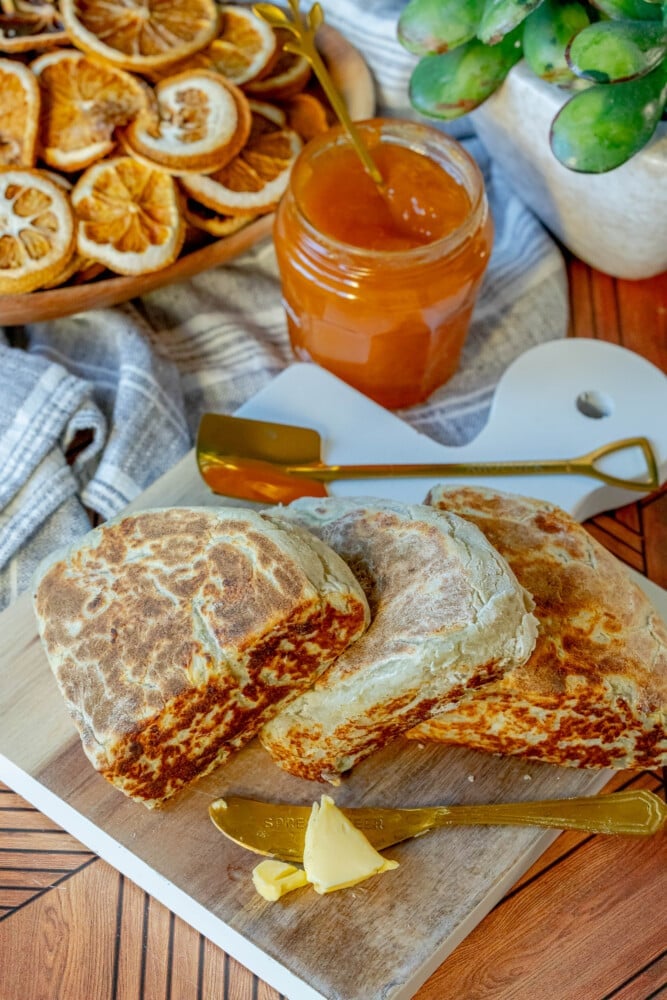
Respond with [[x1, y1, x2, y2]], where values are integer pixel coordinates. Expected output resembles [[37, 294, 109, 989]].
[[236, 338, 667, 520], [0, 337, 665, 1000]]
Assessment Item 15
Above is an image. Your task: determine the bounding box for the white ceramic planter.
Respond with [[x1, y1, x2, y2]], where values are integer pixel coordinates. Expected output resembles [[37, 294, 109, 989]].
[[471, 62, 667, 280]]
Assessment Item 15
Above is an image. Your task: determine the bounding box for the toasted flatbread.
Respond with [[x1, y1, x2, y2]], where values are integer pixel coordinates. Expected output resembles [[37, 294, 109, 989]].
[[260, 498, 538, 782], [33, 507, 369, 807], [409, 486, 667, 769]]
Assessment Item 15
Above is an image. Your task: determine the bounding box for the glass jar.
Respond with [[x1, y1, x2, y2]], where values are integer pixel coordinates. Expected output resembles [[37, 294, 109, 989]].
[[274, 118, 493, 410]]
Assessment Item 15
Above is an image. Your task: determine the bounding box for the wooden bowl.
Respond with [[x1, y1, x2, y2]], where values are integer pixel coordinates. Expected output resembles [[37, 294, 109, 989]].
[[0, 25, 375, 326]]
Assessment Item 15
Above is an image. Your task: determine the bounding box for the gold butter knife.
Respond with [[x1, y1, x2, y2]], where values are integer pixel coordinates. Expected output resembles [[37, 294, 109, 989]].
[[209, 790, 666, 861]]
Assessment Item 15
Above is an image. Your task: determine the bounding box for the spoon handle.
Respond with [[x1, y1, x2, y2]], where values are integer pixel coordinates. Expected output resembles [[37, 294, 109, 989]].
[[286, 436, 660, 493], [253, 0, 385, 185]]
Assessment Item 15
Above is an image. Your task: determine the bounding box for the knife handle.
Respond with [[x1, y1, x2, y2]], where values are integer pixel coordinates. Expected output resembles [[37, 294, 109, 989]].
[[429, 789, 666, 836]]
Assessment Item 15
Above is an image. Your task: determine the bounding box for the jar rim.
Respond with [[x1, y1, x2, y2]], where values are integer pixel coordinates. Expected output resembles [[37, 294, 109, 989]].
[[286, 117, 489, 260]]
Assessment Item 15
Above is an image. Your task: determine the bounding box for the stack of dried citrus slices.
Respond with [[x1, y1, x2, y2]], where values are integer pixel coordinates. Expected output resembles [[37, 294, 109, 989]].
[[0, 1, 332, 294]]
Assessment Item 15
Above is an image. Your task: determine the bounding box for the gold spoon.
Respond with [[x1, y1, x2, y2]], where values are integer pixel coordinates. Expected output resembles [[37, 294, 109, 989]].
[[210, 789, 667, 862], [252, 0, 385, 187], [196, 413, 660, 504]]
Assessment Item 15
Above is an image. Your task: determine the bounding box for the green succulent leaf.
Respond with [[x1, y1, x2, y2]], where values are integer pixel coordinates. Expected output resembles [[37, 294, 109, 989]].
[[523, 0, 591, 84], [479, 0, 544, 45], [588, 0, 662, 21], [550, 61, 667, 170], [567, 20, 667, 80], [408, 30, 524, 118], [398, 0, 486, 55]]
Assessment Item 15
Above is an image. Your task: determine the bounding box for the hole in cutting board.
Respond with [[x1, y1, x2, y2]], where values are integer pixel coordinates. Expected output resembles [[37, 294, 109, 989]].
[[576, 391, 613, 419]]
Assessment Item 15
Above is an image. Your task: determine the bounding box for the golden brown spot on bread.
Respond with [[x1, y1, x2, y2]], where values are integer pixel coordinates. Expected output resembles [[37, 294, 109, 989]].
[[34, 507, 369, 806], [413, 486, 667, 769], [102, 598, 367, 803], [262, 497, 536, 782], [299, 509, 473, 681]]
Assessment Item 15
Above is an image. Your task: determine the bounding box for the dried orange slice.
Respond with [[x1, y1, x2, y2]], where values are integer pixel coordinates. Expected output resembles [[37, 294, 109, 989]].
[[40, 249, 85, 287], [183, 198, 255, 237], [0, 0, 67, 54], [72, 258, 105, 282], [71, 155, 185, 275], [147, 4, 278, 85], [0, 167, 75, 293], [280, 92, 329, 143], [119, 70, 251, 175], [200, 4, 277, 85], [0, 59, 40, 167], [32, 49, 151, 172], [41, 252, 105, 287], [244, 28, 310, 101], [180, 101, 301, 217], [60, 0, 219, 72], [41, 170, 73, 192]]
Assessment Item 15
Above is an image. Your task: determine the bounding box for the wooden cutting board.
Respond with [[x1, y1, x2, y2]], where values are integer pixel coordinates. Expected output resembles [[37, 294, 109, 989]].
[[1, 339, 666, 1000]]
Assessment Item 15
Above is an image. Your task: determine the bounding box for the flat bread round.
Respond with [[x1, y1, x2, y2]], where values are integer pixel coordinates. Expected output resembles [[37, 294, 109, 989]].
[[261, 497, 537, 782], [409, 486, 667, 769], [33, 507, 369, 807]]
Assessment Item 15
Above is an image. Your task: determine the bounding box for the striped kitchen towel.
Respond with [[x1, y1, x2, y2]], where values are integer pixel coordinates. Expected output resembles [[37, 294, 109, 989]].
[[0, 1, 568, 610]]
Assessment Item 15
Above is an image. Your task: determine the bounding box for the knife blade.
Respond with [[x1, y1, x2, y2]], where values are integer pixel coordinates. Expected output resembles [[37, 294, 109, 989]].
[[209, 789, 667, 862]]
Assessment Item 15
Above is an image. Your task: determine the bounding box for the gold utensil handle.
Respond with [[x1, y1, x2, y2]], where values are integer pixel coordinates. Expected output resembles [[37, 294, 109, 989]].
[[287, 437, 660, 493], [429, 789, 666, 836], [210, 790, 666, 862], [253, 0, 384, 186]]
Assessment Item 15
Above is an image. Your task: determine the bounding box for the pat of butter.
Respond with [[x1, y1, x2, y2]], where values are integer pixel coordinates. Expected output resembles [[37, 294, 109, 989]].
[[303, 795, 399, 894], [252, 859, 309, 901]]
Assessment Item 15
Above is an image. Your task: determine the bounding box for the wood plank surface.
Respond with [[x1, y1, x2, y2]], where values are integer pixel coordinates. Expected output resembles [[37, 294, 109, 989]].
[[0, 257, 666, 1000]]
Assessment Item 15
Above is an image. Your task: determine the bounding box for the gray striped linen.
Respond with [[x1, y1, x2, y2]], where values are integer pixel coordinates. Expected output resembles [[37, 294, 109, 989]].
[[0, 0, 568, 611]]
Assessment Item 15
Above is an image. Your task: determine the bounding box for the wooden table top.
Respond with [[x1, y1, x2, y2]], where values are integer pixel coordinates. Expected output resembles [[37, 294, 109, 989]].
[[1, 257, 666, 1000]]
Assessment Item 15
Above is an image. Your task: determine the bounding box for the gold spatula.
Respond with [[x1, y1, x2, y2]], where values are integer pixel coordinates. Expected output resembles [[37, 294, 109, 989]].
[[209, 790, 666, 862], [196, 413, 660, 504]]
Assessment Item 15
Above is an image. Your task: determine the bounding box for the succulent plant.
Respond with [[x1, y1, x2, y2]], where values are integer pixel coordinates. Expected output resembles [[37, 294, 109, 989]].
[[398, 0, 667, 172]]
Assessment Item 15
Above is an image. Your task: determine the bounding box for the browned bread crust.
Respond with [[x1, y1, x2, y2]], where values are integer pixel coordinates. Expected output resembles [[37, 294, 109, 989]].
[[33, 507, 369, 806], [261, 497, 537, 782], [409, 486, 667, 769]]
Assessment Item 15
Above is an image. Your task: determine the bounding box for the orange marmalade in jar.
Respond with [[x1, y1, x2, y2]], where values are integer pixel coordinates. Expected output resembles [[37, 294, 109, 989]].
[[274, 118, 493, 410]]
